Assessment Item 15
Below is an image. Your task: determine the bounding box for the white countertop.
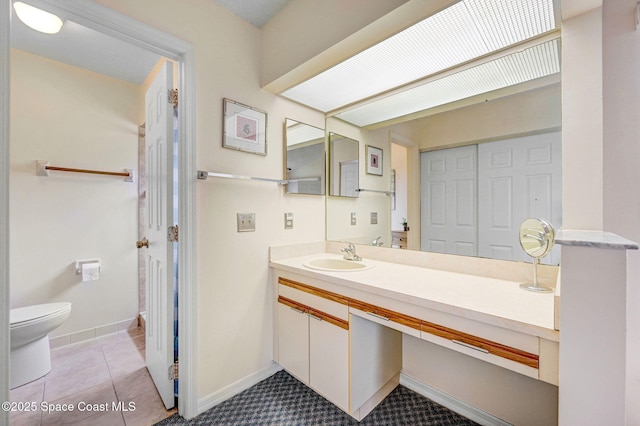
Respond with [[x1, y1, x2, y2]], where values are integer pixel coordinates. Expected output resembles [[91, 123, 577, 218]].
[[270, 253, 558, 341]]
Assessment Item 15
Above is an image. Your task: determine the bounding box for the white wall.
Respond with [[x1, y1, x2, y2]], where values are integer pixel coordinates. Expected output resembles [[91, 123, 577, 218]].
[[9, 49, 140, 338], [601, 1, 640, 423]]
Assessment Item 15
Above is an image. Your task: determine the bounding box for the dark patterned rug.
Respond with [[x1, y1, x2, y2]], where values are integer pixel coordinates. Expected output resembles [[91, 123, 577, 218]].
[[155, 370, 478, 425]]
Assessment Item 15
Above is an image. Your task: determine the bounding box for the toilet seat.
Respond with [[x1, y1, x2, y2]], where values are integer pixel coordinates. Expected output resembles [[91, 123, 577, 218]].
[[10, 302, 72, 327]]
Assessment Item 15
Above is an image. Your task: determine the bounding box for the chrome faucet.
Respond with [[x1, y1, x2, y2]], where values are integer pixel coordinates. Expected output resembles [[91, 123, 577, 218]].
[[341, 242, 362, 261], [372, 236, 383, 247]]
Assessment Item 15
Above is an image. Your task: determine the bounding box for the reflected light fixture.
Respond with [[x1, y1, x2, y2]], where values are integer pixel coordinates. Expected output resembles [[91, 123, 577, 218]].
[[13, 2, 64, 34]]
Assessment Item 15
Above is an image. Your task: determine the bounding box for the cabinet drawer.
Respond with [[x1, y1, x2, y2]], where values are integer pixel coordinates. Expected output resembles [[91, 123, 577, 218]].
[[419, 321, 539, 379], [349, 300, 421, 338], [279, 277, 349, 321]]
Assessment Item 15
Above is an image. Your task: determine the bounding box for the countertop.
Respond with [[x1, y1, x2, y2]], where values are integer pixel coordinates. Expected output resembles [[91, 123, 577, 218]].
[[270, 253, 558, 342]]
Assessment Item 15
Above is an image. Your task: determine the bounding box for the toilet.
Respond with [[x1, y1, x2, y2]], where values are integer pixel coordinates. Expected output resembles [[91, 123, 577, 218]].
[[10, 302, 72, 389]]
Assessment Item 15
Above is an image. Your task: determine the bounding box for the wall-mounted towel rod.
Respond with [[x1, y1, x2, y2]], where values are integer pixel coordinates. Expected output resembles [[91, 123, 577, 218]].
[[36, 160, 134, 182], [197, 170, 320, 185], [356, 188, 394, 196]]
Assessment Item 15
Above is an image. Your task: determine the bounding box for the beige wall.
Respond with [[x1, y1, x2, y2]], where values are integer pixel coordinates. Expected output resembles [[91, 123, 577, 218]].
[[416, 84, 561, 150], [9, 49, 140, 338], [96, 0, 327, 402]]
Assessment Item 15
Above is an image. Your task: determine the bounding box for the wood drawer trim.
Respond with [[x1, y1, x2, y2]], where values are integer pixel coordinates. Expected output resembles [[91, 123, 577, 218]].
[[278, 276, 537, 368], [349, 299, 422, 331], [421, 320, 539, 369], [279, 277, 349, 306], [278, 296, 349, 330]]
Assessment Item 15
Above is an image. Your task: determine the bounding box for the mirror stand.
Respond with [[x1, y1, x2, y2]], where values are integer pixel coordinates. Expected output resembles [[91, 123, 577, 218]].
[[519, 257, 552, 293]]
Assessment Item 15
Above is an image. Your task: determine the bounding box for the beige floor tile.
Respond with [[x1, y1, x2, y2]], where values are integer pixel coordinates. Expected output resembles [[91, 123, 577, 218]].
[[49, 345, 106, 379], [70, 410, 126, 426], [121, 388, 176, 426], [50, 340, 102, 362], [44, 361, 112, 402], [11, 377, 44, 403], [112, 368, 155, 402], [40, 381, 117, 426], [105, 347, 146, 379], [102, 334, 145, 361], [9, 408, 42, 426]]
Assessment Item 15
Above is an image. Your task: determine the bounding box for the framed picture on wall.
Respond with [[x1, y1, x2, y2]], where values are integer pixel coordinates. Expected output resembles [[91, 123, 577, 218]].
[[366, 145, 383, 176], [222, 98, 267, 156]]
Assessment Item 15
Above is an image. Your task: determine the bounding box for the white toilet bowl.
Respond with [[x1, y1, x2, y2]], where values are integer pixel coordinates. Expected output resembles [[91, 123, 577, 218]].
[[10, 302, 72, 389]]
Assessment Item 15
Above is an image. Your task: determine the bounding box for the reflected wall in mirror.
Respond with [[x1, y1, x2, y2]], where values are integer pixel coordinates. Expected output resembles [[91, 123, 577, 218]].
[[328, 132, 359, 197], [284, 119, 325, 195]]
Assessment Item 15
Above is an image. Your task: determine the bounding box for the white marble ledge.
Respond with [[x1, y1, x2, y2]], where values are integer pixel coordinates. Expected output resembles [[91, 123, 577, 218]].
[[270, 253, 558, 342], [555, 230, 639, 250]]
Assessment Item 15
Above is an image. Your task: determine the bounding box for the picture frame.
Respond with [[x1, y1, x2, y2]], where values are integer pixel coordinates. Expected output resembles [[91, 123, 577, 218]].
[[222, 98, 267, 156], [366, 145, 383, 176]]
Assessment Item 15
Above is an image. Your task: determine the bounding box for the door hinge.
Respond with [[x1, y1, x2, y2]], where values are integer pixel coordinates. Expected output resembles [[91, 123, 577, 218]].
[[168, 89, 178, 108], [168, 225, 179, 242], [169, 361, 179, 380]]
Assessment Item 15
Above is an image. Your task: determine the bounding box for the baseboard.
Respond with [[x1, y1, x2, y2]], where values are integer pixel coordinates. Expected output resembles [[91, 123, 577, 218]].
[[49, 317, 139, 348], [197, 363, 283, 415], [400, 372, 511, 426]]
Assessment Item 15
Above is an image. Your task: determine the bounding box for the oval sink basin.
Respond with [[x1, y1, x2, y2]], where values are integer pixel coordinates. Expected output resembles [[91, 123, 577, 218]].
[[303, 258, 374, 272]]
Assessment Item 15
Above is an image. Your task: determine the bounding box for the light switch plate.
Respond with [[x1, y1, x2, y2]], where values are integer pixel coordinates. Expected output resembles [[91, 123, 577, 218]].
[[284, 212, 293, 229], [370, 212, 378, 224], [237, 213, 255, 232], [350, 212, 357, 226]]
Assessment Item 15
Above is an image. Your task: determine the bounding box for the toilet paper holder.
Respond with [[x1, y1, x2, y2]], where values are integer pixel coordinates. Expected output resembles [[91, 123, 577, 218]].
[[75, 259, 101, 274]]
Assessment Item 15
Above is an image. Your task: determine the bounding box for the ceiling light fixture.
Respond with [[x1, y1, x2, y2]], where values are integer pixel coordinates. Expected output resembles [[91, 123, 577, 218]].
[[280, 0, 556, 114], [335, 38, 560, 127], [13, 2, 64, 34]]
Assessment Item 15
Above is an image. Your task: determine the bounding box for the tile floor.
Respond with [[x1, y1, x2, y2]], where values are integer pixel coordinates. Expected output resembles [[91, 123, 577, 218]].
[[9, 328, 176, 426]]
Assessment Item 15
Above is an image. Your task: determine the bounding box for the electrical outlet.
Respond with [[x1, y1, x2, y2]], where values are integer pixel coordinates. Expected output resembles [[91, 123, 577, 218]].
[[237, 213, 255, 232], [350, 212, 357, 226], [370, 212, 378, 225], [284, 212, 293, 229]]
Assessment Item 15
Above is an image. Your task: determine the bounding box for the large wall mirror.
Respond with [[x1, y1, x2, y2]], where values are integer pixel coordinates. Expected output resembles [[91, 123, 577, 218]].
[[284, 119, 325, 195], [325, 79, 562, 265]]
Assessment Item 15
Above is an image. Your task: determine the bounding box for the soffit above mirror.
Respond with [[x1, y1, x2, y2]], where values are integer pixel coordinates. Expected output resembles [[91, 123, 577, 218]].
[[280, 0, 560, 127]]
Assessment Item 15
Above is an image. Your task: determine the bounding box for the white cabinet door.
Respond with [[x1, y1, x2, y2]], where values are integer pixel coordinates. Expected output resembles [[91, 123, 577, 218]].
[[421, 145, 478, 256], [309, 316, 349, 412], [278, 303, 310, 384], [478, 132, 561, 264]]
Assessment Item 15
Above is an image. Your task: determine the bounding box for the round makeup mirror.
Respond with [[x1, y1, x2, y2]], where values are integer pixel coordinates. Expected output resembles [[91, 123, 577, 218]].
[[519, 218, 555, 293]]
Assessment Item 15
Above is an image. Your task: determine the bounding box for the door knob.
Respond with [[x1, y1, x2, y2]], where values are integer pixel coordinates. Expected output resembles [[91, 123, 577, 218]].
[[136, 238, 149, 249]]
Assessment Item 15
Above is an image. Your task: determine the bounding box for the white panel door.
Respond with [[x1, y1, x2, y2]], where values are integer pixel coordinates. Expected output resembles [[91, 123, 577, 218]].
[[340, 160, 359, 197], [145, 62, 175, 409], [478, 132, 562, 264], [421, 145, 477, 256]]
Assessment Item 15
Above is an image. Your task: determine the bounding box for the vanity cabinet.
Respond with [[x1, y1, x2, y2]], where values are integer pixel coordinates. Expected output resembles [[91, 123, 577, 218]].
[[277, 279, 350, 412], [276, 277, 401, 420], [273, 267, 559, 419]]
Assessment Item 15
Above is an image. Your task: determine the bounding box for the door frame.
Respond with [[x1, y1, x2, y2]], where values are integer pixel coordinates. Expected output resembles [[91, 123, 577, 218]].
[[0, 0, 198, 420]]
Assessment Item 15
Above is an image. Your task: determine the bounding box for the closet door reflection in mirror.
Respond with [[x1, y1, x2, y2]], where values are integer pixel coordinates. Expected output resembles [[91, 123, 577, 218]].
[[329, 132, 359, 198], [284, 119, 325, 195]]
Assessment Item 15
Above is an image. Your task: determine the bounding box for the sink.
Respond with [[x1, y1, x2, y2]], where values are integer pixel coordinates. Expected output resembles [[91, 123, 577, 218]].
[[303, 257, 374, 272]]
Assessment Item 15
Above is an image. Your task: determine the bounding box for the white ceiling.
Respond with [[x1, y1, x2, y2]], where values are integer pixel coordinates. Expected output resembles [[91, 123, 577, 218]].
[[212, 0, 292, 28], [9, 0, 290, 85]]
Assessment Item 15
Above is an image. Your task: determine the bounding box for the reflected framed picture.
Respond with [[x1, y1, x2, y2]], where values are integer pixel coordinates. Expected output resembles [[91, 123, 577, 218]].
[[366, 145, 383, 176], [222, 98, 267, 156]]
